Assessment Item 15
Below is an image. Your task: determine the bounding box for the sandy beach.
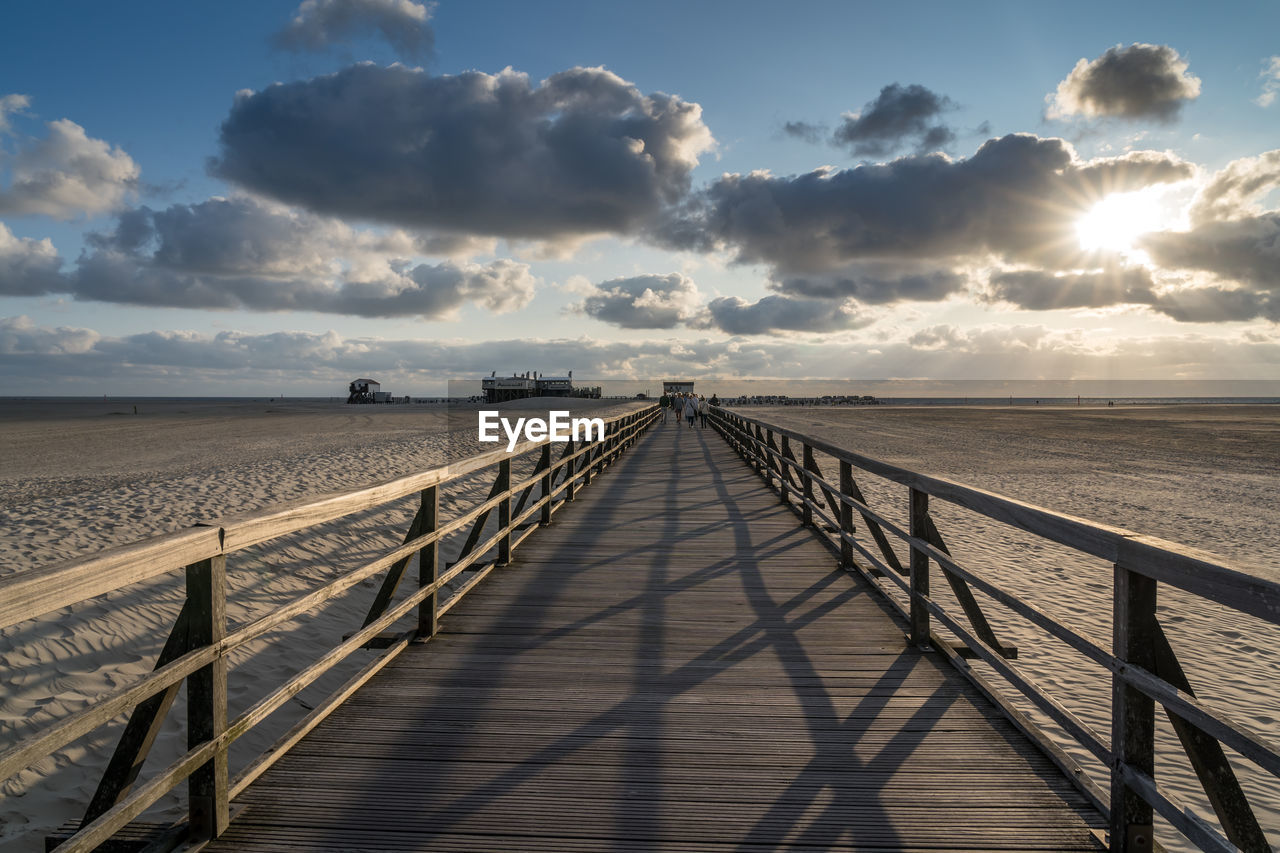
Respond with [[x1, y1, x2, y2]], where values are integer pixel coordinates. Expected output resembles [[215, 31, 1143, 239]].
[[1, 400, 1277, 851]]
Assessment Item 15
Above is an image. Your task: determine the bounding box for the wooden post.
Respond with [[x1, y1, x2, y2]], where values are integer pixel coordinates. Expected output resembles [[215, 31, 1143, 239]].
[[186, 556, 229, 841], [779, 436, 792, 505], [1111, 561, 1156, 852], [418, 485, 439, 638], [564, 439, 576, 502], [908, 489, 929, 647], [839, 461, 854, 569], [540, 443, 552, 525], [497, 458, 511, 565], [801, 444, 816, 528]]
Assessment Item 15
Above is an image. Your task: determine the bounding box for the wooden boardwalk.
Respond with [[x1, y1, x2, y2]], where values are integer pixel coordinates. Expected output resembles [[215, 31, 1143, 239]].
[[208, 421, 1106, 851]]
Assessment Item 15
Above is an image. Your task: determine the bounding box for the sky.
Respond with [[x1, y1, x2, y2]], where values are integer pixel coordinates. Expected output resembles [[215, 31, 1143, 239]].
[[1, 0, 1278, 395]]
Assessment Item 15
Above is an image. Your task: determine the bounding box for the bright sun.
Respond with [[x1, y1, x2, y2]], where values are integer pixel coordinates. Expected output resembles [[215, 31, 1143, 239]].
[[1075, 190, 1165, 256]]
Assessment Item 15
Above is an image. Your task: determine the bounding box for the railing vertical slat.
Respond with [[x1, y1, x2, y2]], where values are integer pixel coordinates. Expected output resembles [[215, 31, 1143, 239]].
[[1111, 559, 1157, 852], [908, 488, 930, 647], [497, 459, 511, 565], [839, 461, 854, 569], [418, 485, 439, 638], [801, 445, 816, 528], [186, 555, 229, 842], [540, 443, 553, 525]]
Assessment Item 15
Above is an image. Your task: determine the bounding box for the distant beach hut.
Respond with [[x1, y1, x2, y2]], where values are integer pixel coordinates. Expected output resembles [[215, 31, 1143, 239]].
[[347, 378, 390, 404]]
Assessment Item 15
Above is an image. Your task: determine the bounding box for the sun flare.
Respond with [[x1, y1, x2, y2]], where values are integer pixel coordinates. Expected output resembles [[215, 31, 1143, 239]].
[[1075, 190, 1166, 256]]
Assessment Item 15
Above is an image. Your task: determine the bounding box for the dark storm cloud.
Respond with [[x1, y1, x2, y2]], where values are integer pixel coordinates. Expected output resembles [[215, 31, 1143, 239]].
[[769, 262, 966, 304], [1, 197, 536, 319], [831, 84, 957, 157], [656, 133, 1193, 273], [695, 295, 869, 335], [573, 273, 701, 329], [1049, 43, 1201, 122], [988, 267, 1157, 311], [273, 0, 436, 61], [210, 64, 714, 242]]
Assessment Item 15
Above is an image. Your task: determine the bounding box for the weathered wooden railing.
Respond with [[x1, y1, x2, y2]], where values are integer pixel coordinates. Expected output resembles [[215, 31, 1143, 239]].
[[709, 406, 1279, 853], [0, 403, 660, 852]]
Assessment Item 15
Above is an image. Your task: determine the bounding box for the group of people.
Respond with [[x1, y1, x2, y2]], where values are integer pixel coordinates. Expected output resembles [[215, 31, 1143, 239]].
[[659, 391, 720, 429]]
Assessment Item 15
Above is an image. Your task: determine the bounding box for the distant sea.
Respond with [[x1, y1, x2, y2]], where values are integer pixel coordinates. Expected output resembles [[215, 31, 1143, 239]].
[[1, 396, 1279, 406], [873, 396, 1280, 406]]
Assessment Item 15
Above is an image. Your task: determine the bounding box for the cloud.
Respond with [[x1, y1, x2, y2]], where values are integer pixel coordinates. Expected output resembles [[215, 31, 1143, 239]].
[[831, 83, 956, 157], [0, 94, 30, 133], [768, 261, 966, 304], [273, 0, 435, 60], [694, 294, 871, 335], [572, 273, 702, 329], [1126, 150, 1280, 323], [0, 315, 99, 355], [4, 317, 1274, 394], [656, 133, 1192, 274], [1048, 43, 1201, 122], [1256, 56, 1280, 108], [987, 266, 1157, 311], [1, 196, 537, 319], [211, 64, 714, 243], [781, 121, 824, 144], [1146, 215, 1280, 290], [1186, 149, 1280, 225], [0, 223, 64, 295], [0, 111, 139, 219]]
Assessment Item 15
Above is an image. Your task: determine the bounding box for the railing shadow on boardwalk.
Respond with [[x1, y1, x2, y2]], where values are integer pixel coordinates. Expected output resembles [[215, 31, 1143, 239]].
[[224, 424, 1100, 851], [300, 429, 914, 850]]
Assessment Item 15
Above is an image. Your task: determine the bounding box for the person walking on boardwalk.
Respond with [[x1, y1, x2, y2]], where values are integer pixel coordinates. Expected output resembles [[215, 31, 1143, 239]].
[[659, 392, 670, 423], [682, 394, 698, 428], [698, 395, 708, 429], [671, 393, 682, 424]]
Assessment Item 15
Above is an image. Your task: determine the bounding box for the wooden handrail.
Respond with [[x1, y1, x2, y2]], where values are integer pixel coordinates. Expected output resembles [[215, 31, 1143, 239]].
[[708, 406, 1278, 853], [1, 403, 662, 852]]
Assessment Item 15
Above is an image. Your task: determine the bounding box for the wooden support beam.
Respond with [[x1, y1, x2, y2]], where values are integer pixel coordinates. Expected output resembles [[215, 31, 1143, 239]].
[[801, 450, 845, 528], [185, 556, 228, 842], [777, 436, 795, 505], [1111, 562, 1156, 853], [845, 473, 907, 576], [922, 512, 1016, 659], [359, 500, 428, 629], [454, 475, 506, 564], [1152, 624, 1272, 852], [81, 603, 193, 825]]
